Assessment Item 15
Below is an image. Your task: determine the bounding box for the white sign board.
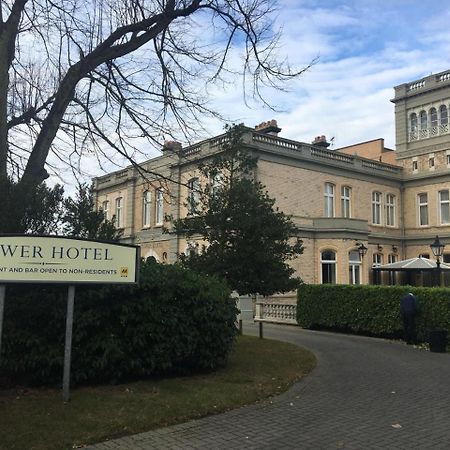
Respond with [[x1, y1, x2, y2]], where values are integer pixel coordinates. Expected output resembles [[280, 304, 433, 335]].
[[0, 235, 139, 284]]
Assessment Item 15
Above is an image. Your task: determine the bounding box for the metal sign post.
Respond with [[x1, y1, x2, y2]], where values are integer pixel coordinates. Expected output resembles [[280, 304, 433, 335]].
[[0, 234, 140, 403], [0, 285, 5, 363], [62, 285, 75, 403]]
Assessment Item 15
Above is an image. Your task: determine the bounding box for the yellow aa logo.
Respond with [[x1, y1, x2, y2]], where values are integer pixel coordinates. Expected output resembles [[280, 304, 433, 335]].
[[120, 267, 129, 277]]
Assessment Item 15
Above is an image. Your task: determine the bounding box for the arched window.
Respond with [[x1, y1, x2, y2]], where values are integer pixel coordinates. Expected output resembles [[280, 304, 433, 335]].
[[321, 250, 336, 284], [142, 191, 151, 227], [372, 253, 383, 285], [142, 249, 160, 262], [440, 105, 448, 125], [388, 254, 397, 285], [419, 110, 427, 130], [430, 107, 438, 127], [410, 113, 417, 131], [186, 241, 199, 258], [349, 250, 361, 285]]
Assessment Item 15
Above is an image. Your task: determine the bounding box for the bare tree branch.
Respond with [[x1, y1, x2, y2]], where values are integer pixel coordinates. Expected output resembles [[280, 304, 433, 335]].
[[0, 0, 312, 191]]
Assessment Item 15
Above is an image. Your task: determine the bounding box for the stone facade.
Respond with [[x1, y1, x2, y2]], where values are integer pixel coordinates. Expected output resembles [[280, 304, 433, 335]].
[[93, 71, 450, 298]]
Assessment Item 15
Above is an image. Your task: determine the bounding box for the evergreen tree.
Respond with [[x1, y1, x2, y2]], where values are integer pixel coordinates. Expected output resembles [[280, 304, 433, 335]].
[[0, 180, 120, 241], [63, 184, 121, 241], [0, 179, 64, 234], [173, 125, 303, 297]]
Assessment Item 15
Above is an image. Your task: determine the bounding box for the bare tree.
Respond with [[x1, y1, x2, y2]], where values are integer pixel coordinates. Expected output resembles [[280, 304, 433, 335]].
[[0, 0, 310, 191]]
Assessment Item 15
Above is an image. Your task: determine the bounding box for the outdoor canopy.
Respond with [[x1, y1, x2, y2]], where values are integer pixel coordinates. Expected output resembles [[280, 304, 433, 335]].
[[375, 256, 450, 272]]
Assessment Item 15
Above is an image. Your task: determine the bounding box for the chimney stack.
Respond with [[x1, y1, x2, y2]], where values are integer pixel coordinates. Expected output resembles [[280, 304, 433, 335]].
[[162, 140, 182, 153], [254, 119, 281, 136], [312, 135, 331, 148]]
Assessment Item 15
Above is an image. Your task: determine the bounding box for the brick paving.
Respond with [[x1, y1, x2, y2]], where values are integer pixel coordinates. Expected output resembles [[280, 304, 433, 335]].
[[87, 323, 450, 449]]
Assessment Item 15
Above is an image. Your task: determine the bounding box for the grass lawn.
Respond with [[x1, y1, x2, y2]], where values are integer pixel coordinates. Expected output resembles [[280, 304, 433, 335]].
[[0, 335, 315, 450]]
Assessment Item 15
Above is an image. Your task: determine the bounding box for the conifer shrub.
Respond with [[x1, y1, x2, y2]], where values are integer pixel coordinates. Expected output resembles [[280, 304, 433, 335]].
[[297, 284, 450, 342], [1, 258, 238, 385]]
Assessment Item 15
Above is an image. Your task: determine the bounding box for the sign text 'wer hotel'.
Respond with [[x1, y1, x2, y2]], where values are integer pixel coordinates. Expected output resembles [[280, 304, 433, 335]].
[[0, 235, 139, 284]]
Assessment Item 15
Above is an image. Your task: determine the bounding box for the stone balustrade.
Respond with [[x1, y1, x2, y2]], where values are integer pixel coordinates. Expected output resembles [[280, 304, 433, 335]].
[[254, 301, 297, 324]]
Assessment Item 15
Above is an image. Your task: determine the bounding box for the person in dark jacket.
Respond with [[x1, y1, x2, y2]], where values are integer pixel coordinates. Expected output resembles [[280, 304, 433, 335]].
[[400, 292, 419, 344]]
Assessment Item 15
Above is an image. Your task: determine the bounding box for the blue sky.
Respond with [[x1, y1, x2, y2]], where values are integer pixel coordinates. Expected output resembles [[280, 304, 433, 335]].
[[200, 0, 450, 151], [61, 1, 450, 187]]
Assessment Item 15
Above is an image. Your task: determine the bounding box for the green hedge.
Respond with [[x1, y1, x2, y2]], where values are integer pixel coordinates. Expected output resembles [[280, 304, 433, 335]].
[[1, 258, 238, 385], [297, 284, 450, 342]]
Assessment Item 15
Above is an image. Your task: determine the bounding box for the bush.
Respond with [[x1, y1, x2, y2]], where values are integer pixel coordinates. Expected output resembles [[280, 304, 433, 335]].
[[1, 258, 238, 385], [297, 284, 450, 342]]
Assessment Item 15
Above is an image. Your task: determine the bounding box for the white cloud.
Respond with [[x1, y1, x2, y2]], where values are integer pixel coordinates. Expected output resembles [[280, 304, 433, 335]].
[[45, 1, 450, 189]]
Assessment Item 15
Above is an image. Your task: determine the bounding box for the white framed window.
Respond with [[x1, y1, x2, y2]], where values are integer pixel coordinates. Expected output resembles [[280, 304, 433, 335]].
[[429, 154, 435, 170], [439, 190, 450, 225], [101, 200, 109, 221], [321, 250, 336, 284], [142, 191, 151, 227], [155, 188, 164, 225], [410, 113, 417, 132], [187, 177, 200, 215], [185, 241, 199, 258], [372, 253, 383, 285], [211, 172, 223, 197], [430, 107, 438, 127], [115, 197, 123, 228], [412, 158, 418, 172], [341, 186, 351, 218], [418, 193, 428, 226], [349, 250, 361, 285], [446, 151, 450, 166], [388, 254, 397, 285], [386, 194, 396, 227], [373, 253, 383, 267], [440, 105, 448, 125], [420, 110, 427, 129], [372, 191, 382, 225], [324, 183, 335, 218]]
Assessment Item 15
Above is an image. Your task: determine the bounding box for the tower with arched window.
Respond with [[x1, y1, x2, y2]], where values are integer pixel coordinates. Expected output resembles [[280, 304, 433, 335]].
[[392, 70, 450, 161]]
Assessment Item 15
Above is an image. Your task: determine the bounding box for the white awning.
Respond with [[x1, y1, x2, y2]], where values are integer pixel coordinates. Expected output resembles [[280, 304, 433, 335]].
[[376, 256, 450, 271]]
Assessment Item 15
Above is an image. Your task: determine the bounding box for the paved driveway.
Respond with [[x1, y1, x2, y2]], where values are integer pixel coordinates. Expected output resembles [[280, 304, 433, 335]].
[[88, 323, 450, 450]]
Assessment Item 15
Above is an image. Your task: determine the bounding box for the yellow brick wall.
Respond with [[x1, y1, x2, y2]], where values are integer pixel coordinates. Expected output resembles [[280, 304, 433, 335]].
[[96, 186, 128, 230], [257, 160, 402, 232], [403, 181, 450, 233]]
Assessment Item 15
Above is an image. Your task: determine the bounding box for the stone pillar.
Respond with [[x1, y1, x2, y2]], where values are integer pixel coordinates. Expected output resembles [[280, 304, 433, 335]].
[[126, 173, 137, 241]]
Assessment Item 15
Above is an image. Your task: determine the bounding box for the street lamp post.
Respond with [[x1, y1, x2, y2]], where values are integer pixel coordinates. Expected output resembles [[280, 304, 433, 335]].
[[356, 242, 368, 284], [357, 242, 368, 259], [430, 235, 446, 286]]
